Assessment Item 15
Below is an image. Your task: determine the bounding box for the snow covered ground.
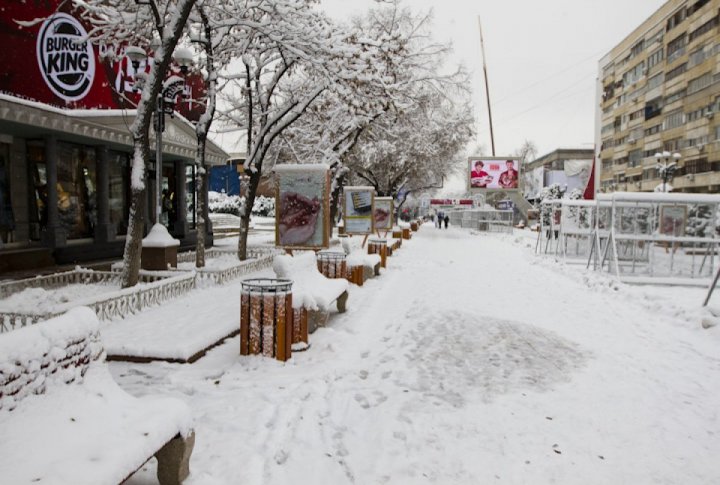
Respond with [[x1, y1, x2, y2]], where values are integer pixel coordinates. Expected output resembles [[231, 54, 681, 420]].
[[110, 225, 720, 484]]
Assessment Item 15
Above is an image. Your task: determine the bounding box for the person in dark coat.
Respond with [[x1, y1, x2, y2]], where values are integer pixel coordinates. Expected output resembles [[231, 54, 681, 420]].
[[444, 214, 449, 229]]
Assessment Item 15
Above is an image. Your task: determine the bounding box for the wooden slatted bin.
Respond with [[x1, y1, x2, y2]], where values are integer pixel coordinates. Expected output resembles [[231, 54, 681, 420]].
[[347, 265, 364, 286], [410, 222, 419, 232], [392, 229, 403, 239], [368, 237, 388, 268], [240, 278, 293, 362], [402, 228, 411, 239], [316, 251, 347, 279]]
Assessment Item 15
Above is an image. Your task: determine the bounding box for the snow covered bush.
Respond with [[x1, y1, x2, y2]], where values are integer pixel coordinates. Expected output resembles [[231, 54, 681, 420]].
[[208, 191, 274, 217]]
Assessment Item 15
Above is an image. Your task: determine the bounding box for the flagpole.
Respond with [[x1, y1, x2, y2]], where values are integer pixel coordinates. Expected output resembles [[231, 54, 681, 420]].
[[478, 17, 496, 156]]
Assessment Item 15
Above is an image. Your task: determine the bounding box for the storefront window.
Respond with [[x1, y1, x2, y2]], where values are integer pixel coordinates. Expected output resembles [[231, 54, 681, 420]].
[[108, 152, 130, 235], [28, 142, 47, 241], [185, 164, 196, 229], [0, 144, 14, 244], [57, 142, 97, 239]]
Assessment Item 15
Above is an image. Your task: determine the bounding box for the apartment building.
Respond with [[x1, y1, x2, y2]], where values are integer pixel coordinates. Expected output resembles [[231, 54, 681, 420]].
[[596, 0, 720, 193]]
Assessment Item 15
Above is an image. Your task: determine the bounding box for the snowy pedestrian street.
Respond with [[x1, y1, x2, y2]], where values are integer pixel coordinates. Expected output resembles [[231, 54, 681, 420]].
[[117, 227, 720, 485]]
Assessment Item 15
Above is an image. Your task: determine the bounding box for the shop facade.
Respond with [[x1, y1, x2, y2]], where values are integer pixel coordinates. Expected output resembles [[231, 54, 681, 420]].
[[0, 3, 227, 272]]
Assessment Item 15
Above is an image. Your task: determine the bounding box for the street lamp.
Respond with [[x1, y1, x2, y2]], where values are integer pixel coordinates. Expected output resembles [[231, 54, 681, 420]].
[[654, 151, 681, 193], [126, 45, 193, 225]]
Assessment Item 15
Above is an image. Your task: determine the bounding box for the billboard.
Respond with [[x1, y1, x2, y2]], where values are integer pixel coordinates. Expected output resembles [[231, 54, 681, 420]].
[[468, 157, 521, 190], [343, 187, 375, 234], [275, 165, 330, 249], [0, 1, 205, 120], [374, 197, 394, 231]]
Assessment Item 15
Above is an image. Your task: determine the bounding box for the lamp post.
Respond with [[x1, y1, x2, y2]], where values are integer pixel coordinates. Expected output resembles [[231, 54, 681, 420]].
[[654, 151, 681, 193], [125, 46, 193, 225]]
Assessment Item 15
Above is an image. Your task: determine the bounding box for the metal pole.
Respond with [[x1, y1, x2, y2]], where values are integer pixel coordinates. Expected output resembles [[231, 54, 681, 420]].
[[156, 94, 163, 225], [478, 17, 496, 157]]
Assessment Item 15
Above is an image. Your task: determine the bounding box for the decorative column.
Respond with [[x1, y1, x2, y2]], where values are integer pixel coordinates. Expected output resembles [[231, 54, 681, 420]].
[[43, 136, 66, 247], [94, 145, 116, 243], [173, 160, 188, 238]]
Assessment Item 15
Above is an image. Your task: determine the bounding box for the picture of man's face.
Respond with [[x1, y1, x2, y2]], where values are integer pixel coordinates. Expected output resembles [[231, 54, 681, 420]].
[[506, 161, 514, 169], [475, 162, 484, 169]]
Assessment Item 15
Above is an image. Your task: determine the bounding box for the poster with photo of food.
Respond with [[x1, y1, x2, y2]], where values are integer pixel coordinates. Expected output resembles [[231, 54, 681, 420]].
[[275, 164, 330, 249], [374, 197, 394, 231], [344, 186, 375, 234]]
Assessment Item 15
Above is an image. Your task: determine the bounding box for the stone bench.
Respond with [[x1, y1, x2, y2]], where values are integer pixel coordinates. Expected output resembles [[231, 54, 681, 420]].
[[0, 307, 194, 485], [273, 252, 349, 335]]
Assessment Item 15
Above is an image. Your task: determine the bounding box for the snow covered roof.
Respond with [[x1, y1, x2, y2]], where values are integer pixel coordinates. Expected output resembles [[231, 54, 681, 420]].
[[0, 93, 228, 165]]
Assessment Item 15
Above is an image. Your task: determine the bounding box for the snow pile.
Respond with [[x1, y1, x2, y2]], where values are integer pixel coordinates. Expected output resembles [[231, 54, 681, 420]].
[[0, 284, 117, 314], [272, 252, 348, 310], [0, 307, 103, 412], [142, 223, 180, 248]]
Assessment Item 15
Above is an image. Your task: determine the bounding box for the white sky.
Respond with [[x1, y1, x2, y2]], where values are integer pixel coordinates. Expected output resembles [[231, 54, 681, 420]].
[[320, 0, 666, 160]]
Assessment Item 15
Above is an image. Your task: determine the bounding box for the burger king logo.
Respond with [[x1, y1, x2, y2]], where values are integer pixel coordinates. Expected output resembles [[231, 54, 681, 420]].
[[36, 13, 95, 102]]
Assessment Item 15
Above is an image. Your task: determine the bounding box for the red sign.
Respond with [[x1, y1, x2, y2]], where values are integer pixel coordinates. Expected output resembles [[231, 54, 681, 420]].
[[430, 199, 474, 206], [0, 2, 205, 120]]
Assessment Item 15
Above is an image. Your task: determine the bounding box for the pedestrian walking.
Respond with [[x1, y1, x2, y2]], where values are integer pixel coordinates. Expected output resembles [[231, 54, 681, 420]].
[[444, 214, 449, 229]]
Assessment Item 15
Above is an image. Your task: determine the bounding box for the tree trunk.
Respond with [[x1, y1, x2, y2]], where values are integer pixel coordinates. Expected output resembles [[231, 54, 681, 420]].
[[120, 185, 147, 288], [237, 172, 260, 261], [118, 0, 197, 288], [195, 139, 207, 268]]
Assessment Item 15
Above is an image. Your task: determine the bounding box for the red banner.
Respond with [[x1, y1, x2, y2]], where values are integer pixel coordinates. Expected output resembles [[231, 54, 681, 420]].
[[0, 1, 205, 120]]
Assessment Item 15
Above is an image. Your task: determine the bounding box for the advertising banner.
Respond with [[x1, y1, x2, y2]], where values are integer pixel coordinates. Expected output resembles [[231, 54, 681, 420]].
[[343, 186, 375, 234], [0, 2, 205, 120], [275, 164, 330, 249], [468, 157, 521, 190], [374, 197, 394, 231], [659, 205, 687, 236]]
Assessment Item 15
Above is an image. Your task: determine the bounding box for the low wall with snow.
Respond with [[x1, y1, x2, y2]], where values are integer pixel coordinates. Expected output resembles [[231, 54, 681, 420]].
[[0, 307, 103, 412]]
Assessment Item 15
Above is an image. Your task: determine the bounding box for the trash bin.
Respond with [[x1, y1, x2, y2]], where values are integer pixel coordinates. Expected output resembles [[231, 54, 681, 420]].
[[368, 237, 387, 268], [317, 251, 347, 279], [240, 278, 293, 361]]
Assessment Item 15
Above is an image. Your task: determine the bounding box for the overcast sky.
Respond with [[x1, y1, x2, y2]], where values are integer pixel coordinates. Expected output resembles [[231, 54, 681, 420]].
[[320, 0, 666, 160]]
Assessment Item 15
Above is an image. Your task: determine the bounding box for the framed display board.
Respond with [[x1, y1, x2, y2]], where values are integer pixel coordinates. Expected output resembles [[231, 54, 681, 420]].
[[275, 164, 330, 249], [659, 205, 687, 236], [373, 197, 394, 231], [468, 156, 521, 191], [343, 186, 375, 235]]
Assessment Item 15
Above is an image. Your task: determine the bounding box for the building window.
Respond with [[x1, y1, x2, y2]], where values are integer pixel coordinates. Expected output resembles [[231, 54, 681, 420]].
[[665, 89, 686, 105], [628, 149, 642, 167], [666, 62, 687, 81], [647, 72, 664, 91], [663, 137, 683, 151], [629, 108, 644, 121], [688, 0, 711, 15], [664, 110, 685, 130], [108, 152, 130, 236], [666, 8, 687, 31], [667, 33, 687, 62], [647, 48, 664, 69], [645, 124, 662, 136], [623, 61, 646, 86], [631, 39, 645, 58], [687, 103, 714, 121], [687, 71, 713, 94], [688, 43, 714, 67], [688, 15, 719, 42]]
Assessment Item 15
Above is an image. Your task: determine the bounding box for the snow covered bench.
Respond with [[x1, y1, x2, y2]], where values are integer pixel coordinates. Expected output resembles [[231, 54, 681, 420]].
[[340, 238, 381, 286], [273, 252, 349, 334], [0, 307, 194, 485]]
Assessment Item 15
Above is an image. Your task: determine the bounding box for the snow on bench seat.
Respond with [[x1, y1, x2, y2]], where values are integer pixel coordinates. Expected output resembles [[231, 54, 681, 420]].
[[273, 252, 349, 312], [0, 307, 194, 485]]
